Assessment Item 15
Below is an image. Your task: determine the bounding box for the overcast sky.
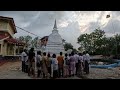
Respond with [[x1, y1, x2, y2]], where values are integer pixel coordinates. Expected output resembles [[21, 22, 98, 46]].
[[0, 11, 120, 49]]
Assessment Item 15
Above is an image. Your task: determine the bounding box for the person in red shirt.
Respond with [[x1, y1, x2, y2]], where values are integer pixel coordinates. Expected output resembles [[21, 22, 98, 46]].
[[57, 52, 64, 77]]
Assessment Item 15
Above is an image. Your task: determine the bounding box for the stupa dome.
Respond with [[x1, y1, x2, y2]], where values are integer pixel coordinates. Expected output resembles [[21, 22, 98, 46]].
[[45, 19, 64, 55]]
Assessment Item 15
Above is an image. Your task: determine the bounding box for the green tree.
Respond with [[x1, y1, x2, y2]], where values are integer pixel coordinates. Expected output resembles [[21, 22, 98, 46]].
[[91, 29, 105, 51], [78, 28, 120, 55], [18, 35, 32, 49], [24, 35, 32, 48], [31, 37, 39, 48], [72, 48, 77, 53], [77, 29, 106, 54], [78, 47, 84, 52], [64, 43, 73, 51], [18, 36, 24, 41], [77, 33, 90, 51]]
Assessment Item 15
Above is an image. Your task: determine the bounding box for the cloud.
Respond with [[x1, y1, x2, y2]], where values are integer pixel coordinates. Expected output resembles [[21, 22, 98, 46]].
[[0, 11, 120, 49], [59, 21, 81, 49], [103, 19, 120, 35]]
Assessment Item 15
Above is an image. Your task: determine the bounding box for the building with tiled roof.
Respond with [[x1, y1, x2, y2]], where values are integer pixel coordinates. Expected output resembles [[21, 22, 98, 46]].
[[40, 36, 49, 46], [0, 16, 25, 56]]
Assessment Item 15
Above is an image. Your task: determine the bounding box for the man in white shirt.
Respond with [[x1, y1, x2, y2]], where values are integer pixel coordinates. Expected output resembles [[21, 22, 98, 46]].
[[86, 52, 90, 63], [83, 51, 90, 74], [74, 52, 79, 75], [21, 49, 27, 72], [79, 53, 83, 63], [51, 54, 58, 79], [24, 50, 28, 73]]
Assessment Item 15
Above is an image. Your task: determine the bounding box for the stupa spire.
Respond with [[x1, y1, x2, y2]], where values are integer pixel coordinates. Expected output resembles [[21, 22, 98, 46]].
[[53, 19, 57, 30]]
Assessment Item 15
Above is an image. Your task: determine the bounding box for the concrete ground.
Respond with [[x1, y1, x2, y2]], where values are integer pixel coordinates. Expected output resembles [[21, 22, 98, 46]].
[[0, 61, 31, 79], [0, 60, 120, 79], [0, 61, 80, 79]]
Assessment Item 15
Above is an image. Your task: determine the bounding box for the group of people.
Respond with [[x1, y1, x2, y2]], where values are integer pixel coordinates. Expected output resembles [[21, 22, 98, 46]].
[[21, 47, 90, 79], [64, 51, 90, 78]]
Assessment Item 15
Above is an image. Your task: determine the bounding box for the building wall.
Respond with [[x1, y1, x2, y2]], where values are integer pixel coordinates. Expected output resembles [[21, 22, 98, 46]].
[[0, 41, 3, 55], [7, 23, 14, 37], [0, 20, 14, 37], [0, 20, 8, 32], [0, 19, 23, 56], [0, 20, 15, 56], [41, 37, 48, 46], [2, 41, 7, 56], [14, 45, 16, 55], [0, 40, 18, 56], [4, 42, 7, 56], [7, 43, 12, 55]]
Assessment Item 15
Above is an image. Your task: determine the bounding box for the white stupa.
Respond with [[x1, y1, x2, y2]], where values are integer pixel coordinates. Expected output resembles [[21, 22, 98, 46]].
[[45, 19, 65, 55]]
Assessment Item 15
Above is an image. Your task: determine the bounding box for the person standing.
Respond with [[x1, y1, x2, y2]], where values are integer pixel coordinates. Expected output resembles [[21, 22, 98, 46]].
[[46, 53, 52, 78], [57, 52, 64, 78], [36, 51, 42, 78], [51, 54, 58, 79], [21, 49, 27, 72], [69, 52, 76, 76], [74, 52, 79, 75], [24, 49, 29, 73], [68, 54, 71, 77], [77, 53, 84, 77], [28, 48, 35, 77], [83, 51, 90, 74], [41, 52, 48, 79], [64, 53, 69, 77], [85, 51, 90, 74]]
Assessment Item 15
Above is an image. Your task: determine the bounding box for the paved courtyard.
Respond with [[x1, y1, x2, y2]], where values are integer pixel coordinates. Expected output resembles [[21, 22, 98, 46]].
[[0, 60, 120, 79], [0, 61, 80, 79]]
